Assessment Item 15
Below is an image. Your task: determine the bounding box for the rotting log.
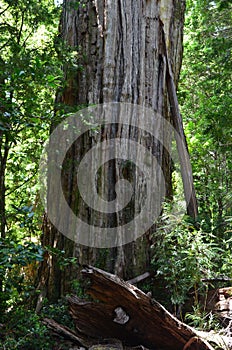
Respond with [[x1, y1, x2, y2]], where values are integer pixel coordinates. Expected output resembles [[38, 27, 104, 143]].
[[42, 317, 93, 348], [68, 266, 223, 350]]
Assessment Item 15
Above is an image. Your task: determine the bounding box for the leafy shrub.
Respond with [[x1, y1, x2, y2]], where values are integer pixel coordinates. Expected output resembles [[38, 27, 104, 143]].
[[0, 238, 44, 316], [41, 298, 75, 329], [185, 305, 221, 331], [152, 211, 232, 315], [0, 308, 54, 350]]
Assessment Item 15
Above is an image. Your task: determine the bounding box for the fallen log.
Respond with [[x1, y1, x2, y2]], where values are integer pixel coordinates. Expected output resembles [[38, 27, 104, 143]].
[[68, 266, 227, 350], [42, 317, 92, 348]]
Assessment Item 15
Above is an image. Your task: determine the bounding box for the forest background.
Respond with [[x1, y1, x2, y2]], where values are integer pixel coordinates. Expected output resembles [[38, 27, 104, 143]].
[[0, 0, 231, 348]]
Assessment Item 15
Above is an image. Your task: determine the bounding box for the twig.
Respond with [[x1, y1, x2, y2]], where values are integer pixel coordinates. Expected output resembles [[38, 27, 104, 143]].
[[6, 171, 37, 196], [0, 4, 10, 16], [202, 278, 232, 282]]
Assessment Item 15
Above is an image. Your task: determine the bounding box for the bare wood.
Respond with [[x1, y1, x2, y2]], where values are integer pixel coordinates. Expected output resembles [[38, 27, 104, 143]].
[[161, 23, 198, 219], [126, 272, 150, 285], [68, 266, 217, 350]]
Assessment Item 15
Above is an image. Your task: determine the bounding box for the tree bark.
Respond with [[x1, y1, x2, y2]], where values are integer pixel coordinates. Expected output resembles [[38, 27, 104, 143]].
[[38, 0, 190, 301], [67, 266, 218, 350]]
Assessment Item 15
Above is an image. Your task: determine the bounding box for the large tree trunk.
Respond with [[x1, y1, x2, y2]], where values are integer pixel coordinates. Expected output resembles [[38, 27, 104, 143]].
[[37, 0, 188, 303]]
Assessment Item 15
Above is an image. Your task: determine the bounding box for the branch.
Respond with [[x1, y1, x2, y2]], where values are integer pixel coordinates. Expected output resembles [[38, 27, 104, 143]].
[[6, 170, 37, 197], [126, 272, 150, 285], [0, 4, 10, 16], [17, 10, 25, 45], [42, 318, 92, 348], [202, 278, 232, 282], [0, 38, 12, 51]]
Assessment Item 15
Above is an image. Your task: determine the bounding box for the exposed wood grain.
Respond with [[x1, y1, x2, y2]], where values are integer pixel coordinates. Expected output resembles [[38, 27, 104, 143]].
[[68, 266, 218, 350], [161, 22, 198, 219]]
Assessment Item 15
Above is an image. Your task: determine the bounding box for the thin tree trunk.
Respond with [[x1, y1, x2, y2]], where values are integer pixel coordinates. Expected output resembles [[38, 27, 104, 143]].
[[0, 142, 7, 311], [0, 60, 9, 310], [0, 148, 7, 240], [0, 60, 8, 240]]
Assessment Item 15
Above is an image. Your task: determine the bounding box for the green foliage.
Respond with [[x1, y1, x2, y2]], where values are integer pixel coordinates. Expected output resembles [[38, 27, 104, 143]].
[[0, 238, 44, 317], [0, 307, 54, 350], [71, 279, 87, 298], [185, 306, 221, 331], [45, 246, 78, 270], [0, 0, 63, 240], [152, 209, 232, 313], [169, 1, 232, 324], [41, 298, 75, 329], [0, 297, 79, 349], [0, 0, 82, 317], [179, 0, 232, 230]]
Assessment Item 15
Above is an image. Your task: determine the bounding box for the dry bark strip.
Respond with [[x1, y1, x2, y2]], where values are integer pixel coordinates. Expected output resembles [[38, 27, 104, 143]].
[[160, 21, 198, 220], [68, 266, 222, 350]]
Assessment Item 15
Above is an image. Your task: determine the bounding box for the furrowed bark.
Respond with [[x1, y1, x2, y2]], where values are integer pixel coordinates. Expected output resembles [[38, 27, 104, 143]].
[[38, 0, 192, 301]]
